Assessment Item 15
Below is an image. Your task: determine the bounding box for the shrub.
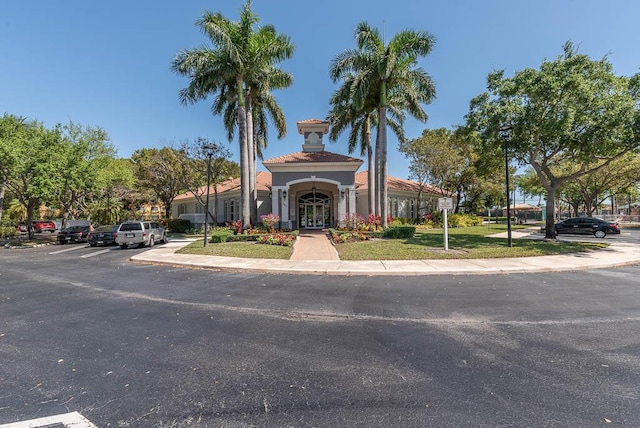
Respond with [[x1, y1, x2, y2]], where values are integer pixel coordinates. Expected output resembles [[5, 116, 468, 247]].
[[260, 213, 280, 231], [257, 233, 296, 246], [210, 229, 234, 243], [0, 226, 20, 239], [383, 225, 416, 239], [330, 230, 371, 243], [167, 218, 192, 233]]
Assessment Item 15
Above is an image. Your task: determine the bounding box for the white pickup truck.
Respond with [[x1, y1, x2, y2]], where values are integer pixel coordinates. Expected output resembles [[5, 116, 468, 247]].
[[116, 221, 166, 249]]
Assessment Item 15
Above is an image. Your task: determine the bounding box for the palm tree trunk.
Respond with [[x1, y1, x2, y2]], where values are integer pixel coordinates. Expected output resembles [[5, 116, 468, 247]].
[[374, 128, 382, 216], [245, 94, 257, 225], [365, 119, 374, 215], [379, 105, 388, 228], [237, 77, 251, 229], [367, 143, 375, 215], [0, 172, 6, 223]]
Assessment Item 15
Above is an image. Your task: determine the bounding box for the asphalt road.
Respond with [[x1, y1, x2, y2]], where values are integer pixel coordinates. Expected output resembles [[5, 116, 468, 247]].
[[1, 241, 640, 427]]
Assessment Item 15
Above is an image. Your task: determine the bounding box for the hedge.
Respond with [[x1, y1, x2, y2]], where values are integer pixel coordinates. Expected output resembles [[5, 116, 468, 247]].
[[166, 218, 192, 233], [382, 226, 416, 239]]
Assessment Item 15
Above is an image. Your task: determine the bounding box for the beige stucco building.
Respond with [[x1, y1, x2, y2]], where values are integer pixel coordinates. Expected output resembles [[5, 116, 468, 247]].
[[173, 119, 447, 229]]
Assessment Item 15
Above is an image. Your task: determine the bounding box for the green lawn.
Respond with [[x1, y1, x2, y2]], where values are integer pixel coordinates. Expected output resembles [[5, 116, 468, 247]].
[[175, 224, 607, 260], [335, 225, 607, 260], [177, 239, 294, 259]]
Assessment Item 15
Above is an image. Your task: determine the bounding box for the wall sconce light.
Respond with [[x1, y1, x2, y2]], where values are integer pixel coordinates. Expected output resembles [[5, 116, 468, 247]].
[[282, 190, 287, 199], [340, 189, 345, 198], [268, 191, 272, 199]]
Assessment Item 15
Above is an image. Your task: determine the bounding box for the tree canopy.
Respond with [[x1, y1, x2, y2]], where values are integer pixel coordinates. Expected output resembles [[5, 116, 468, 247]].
[[466, 42, 640, 238]]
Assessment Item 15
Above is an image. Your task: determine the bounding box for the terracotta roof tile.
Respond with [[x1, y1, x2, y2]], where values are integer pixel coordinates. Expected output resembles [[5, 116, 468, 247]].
[[263, 151, 362, 164], [174, 171, 271, 201], [355, 170, 449, 195], [297, 118, 328, 124]]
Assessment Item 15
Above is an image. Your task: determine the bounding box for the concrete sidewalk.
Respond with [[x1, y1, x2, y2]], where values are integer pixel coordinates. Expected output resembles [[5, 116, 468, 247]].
[[130, 230, 640, 276]]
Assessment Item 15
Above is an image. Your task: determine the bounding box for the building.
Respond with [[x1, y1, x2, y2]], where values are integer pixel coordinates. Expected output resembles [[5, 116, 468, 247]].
[[173, 119, 449, 229]]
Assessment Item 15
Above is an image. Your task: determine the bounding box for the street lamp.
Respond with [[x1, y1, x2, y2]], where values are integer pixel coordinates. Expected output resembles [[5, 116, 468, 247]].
[[202, 144, 217, 247], [499, 124, 513, 247]]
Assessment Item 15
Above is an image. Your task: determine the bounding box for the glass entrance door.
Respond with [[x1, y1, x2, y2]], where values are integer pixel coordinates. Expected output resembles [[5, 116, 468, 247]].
[[305, 203, 325, 229], [298, 192, 330, 229]]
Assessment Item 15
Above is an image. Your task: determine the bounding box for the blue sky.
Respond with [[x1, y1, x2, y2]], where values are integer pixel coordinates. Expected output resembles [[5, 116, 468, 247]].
[[2, 1, 639, 181]]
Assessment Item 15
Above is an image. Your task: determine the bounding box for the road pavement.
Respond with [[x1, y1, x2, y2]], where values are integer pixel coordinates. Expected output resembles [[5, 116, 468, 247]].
[[1, 242, 640, 426]]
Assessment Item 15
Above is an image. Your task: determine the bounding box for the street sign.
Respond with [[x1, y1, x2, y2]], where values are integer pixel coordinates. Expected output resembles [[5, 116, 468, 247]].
[[438, 197, 453, 211]]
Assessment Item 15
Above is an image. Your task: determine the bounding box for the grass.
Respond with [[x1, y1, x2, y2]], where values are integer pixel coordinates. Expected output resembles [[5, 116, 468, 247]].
[[177, 239, 294, 259], [174, 224, 608, 260], [335, 224, 608, 260]]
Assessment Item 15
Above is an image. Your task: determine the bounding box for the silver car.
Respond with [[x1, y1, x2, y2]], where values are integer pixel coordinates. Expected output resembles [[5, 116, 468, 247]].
[[116, 221, 166, 249]]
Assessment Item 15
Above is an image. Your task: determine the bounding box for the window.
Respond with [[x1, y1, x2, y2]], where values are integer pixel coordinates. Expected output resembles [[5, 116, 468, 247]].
[[195, 203, 203, 214], [410, 199, 416, 218], [178, 204, 187, 215]]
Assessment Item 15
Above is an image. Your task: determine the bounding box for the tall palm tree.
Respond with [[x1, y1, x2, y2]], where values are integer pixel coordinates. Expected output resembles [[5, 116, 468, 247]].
[[172, 0, 293, 229], [330, 22, 436, 227], [328, 74, 407, 215]]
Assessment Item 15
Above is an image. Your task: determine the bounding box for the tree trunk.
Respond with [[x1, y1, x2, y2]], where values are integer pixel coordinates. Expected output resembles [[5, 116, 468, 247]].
[[246, 94, 257, 225], [379, 106, 388, 228], [0, 173, 5, 223], [237, 78, 251, 229], [545, 185, 558, 239], [374, 128, 381, 217], [367, 139, 375, 215]]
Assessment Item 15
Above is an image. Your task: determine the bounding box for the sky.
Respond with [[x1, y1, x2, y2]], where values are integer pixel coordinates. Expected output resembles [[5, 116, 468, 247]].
[[2, 0, 639, 182]]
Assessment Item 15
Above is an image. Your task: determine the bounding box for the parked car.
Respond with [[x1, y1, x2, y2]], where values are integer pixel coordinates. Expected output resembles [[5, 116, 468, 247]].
[[115, 221, 166, 249], [33, 220, 56, 233], [554, 217, 620, 238], [87, 225, 119, 247], [16, 223, 28, 233], [57, 225, 92, 244]]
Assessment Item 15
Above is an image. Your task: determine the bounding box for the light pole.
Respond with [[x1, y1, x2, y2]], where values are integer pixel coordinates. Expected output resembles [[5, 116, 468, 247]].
[[499, 125, 513, 247], [202, 144, 216, 247]]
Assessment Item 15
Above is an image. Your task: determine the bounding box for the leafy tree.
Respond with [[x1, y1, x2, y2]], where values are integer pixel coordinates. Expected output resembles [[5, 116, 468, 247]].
[[466, 42, 640, 238], [172, 0, 293, 229], [399, 128, 495, 214], [90, 157, 137, 225], [54, 121, 115, 228], [178, 138, 239, 225], [0, 114, 27, 223], [329, 22, 436, 227], [131, 146, 187, 219], [6, 121, 65, 238]]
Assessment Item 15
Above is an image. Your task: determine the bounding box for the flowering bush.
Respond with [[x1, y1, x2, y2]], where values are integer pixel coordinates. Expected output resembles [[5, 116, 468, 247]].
[[257, 233, 296, 246], [330, 230, 371, 243], [260, 213, 280, 231], [228, 220, 243, 235], [367, 214, 382, 230], [343, 213, 366, 230]]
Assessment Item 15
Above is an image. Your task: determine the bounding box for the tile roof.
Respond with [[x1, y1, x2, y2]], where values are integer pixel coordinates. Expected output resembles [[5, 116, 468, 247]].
[[355, 170, 447, 194], [174, 171, 271, 201], [263, 151, 363, 164], [297, 118, 328, 124]]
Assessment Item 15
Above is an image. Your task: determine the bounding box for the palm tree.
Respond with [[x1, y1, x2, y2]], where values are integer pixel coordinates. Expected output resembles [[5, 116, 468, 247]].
[[330, 22, 436, 227], [215, 66, 292, 223], [328, 74, 408, 215], [172, 1, 293, 229]]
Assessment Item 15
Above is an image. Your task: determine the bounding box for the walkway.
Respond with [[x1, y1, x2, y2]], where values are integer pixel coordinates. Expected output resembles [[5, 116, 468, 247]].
[[290, 229, 339, 261], [130, 230, 640, 276]]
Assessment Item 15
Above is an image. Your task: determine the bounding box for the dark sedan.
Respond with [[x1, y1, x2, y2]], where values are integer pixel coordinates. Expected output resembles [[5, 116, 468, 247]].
[[554, 217, 620, 238], [57, 225, 91, 244], [87, 224, 119, 247]]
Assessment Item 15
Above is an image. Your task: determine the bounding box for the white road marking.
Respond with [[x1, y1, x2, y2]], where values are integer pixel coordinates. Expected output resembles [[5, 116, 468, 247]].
[[48, 245, 89, 255], [80, 248, 113, 258], [0, 411, 97, 427]]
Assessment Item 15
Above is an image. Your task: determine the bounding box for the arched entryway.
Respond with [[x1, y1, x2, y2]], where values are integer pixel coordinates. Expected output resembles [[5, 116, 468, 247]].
[[298, 192, 331, 229]]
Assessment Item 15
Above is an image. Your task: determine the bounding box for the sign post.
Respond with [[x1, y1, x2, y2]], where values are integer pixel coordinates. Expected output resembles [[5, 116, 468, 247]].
[[438, 198, 454, 251]]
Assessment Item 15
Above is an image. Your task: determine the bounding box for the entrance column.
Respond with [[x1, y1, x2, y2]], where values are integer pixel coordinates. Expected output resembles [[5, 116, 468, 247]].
[[338, 185, 347, 227], [348, 186, 356, 216], [280, 187, 290, 229]]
